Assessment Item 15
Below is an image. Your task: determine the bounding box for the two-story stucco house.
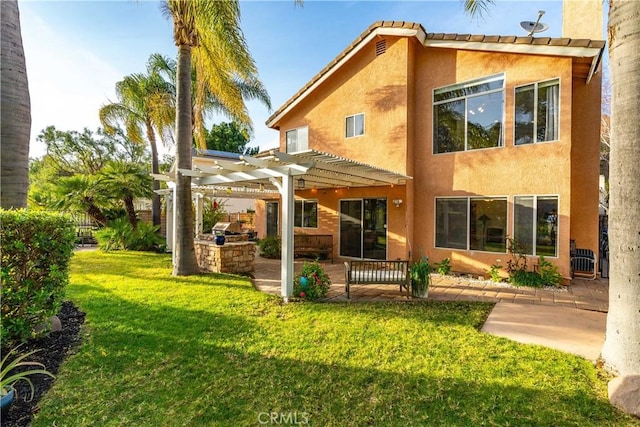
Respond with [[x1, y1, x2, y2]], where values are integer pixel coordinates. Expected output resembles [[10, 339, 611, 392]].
[[254, 19, 604, 281]]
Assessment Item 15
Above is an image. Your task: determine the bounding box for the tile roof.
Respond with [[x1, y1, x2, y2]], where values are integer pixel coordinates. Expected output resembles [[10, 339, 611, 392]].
[[266, 21, 605, 128]]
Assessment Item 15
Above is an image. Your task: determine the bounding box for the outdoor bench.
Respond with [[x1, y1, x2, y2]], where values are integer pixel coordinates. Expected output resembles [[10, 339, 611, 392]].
[[343, 260, 410, 299], [294, 234, 333, 263]]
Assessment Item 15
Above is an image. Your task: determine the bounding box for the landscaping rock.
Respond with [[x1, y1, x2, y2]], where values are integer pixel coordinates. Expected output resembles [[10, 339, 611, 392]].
[[609, 375, 640, 418]]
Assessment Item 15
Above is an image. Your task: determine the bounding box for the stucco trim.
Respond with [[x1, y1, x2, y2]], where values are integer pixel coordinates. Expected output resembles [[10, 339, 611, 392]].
[[424, 39, 602, 58]]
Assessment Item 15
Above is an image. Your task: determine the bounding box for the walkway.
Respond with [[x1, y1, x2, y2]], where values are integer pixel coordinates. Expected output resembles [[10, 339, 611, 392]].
[[251, 256, 609, 361]]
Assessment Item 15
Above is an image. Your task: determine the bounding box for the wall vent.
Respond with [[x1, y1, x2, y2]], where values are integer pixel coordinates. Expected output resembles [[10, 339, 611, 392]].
[[375, 39, 387, 56]]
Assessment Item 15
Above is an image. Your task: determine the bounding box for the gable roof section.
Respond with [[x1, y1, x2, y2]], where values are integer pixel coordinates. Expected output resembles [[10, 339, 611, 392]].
[[266, 20, 605, 129]]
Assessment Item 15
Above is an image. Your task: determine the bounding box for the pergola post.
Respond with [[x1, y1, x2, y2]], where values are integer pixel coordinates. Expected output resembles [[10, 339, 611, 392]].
[[274, 174, 295, 301], [195, 193, 203, 238]]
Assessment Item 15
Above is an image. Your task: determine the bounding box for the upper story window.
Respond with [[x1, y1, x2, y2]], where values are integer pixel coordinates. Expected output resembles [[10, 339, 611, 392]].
[[515, 79, 560, 145], [286, 126, 309, 153], [433, 74, 505, 154], [346, 113, 365, 138]]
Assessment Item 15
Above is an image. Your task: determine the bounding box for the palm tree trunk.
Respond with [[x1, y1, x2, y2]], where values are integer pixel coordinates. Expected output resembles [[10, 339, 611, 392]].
[[173, 44, 198, 276], [601, 0, 640, 376], [145, 121, 161, 227], [86, 200, 108, 227], [123, 195, 138, 229], [0, 0, 31, 209]]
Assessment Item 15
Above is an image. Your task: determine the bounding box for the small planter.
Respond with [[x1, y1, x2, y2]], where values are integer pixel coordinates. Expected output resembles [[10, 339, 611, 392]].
[[411, 281, 429, 299], [1, 387, 15, 419], [215, 234, 226, 246]]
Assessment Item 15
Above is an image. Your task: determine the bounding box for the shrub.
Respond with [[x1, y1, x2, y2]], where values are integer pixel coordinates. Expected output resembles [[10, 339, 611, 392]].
[[257, 236, 281, 258], [538, 256, 563, 287], [0, 210, 76, 344], [293, 261, 331, 301], [509, 270, 545, 287], [435, 258, 451, 275], [95, 218, 164, 252], [505, 239, 562, 288], [488, 264, 503, 282]]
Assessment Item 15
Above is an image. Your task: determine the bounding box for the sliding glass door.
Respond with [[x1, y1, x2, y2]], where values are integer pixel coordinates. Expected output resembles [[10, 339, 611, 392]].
[[339, 198, 387, 259]]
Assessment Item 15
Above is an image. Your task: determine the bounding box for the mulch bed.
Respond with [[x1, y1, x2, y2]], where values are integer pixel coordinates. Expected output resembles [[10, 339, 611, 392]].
[[1, 301, 85, 427]]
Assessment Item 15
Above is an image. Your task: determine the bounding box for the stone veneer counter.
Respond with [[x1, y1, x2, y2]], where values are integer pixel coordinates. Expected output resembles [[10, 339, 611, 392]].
[[194, 238, 256, 274]]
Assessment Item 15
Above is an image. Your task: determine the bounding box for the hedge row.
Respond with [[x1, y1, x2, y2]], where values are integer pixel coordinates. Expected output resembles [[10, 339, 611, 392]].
[[1, 209, 76, 344]]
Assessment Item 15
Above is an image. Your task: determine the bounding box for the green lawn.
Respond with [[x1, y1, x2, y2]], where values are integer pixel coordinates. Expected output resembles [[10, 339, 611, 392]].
[[33, 251, 634, 426]]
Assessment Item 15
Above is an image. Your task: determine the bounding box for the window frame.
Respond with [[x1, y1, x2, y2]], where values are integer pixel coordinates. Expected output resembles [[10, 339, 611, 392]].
[[294, 199, 318, 229], [434, 196, 508, 253], [432, 73, 506, 154], [514, 78, 561, 146], [345, 113, 365, 138], [285, 126, 309, 153], [512, 194, 560, 258]]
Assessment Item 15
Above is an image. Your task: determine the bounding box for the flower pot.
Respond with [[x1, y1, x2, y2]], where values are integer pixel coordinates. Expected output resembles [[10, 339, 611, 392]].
[[1, 387, 15, 419], [412, 287, 429, 299], [215, 234, 226, 246], [300, 276, 309, 289]]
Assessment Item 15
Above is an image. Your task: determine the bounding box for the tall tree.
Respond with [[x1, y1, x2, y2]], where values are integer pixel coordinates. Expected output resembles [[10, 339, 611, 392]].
[[147, 51, 271, 149], [161, 0, 268, 275], [99, 59, 175, 227], [0, 0, 31, 209], [464, 0, 640, 406], [600, 0, 640, 377], [205, 121, 258, 155]]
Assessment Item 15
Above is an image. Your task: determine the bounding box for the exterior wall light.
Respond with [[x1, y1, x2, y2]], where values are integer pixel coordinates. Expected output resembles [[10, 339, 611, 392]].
[[297, 178, 306, 189], [392, 199, 403, 207]]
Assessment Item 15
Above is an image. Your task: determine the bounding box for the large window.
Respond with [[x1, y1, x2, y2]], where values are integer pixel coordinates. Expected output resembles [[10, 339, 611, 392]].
[[435, 197, 507, 252], [433, 74, 505, 154], [294, 200, 318, 228], [514, 195, 558, 257], [515, 79, 560, 145], [286, 126, 308, 153], [346, 113, 365, 138]]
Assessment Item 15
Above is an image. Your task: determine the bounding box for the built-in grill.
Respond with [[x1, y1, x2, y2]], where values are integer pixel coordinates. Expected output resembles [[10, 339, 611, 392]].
[[212, 222, 243, 235]]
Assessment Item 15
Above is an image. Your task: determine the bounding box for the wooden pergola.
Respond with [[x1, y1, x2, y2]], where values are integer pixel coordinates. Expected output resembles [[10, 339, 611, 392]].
[[153, 149, 411, 301]]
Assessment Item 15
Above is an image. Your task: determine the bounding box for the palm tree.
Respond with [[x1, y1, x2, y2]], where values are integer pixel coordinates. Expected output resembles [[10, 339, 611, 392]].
[[0, 0, 31, 209], [97, 161, 154, 229], [600, 0, 640, 378], [50, 175, 109, 226], [99, 61, 175, 227], [147, 50, 271, 148], [161, 0, 269, 275], [465, 0, 640, 394]]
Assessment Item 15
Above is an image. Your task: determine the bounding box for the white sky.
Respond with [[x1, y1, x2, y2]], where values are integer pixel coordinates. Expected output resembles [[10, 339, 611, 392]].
[[19, 0, 577, 159]]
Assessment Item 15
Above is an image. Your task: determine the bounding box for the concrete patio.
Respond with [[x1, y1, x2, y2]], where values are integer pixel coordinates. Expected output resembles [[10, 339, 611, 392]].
[[251, 256, 609, 312]]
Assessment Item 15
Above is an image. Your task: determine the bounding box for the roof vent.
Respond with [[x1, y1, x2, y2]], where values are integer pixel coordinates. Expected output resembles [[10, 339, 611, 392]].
[[375, 39, 387, 56]]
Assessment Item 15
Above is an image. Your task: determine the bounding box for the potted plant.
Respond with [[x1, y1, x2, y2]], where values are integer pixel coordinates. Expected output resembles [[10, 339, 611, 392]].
[[293, 261, 332, 300], [411, 255, 431, 298], [1, 347, 55, 418]]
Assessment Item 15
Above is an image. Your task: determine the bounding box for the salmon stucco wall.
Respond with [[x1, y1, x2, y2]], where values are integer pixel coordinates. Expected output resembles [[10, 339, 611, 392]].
[[276, 36, 410, 175], [409, 47, 577, 277], [569, 75, 601, 257]]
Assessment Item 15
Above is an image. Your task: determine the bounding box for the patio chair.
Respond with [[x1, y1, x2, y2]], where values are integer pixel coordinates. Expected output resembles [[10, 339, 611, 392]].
[[570, 240, 597, 280]]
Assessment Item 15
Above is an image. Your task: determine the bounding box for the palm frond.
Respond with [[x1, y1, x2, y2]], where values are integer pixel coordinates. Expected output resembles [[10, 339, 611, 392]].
[[463, 0, 495, 20]]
